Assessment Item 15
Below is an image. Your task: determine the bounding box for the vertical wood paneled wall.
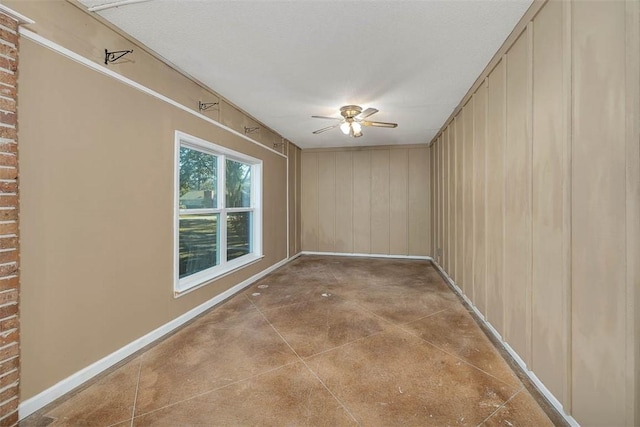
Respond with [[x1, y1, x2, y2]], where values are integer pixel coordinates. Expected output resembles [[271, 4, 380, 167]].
[[429, 1, 639, 425], [301, 146, 430, 256], [287, 142, 302, 256]]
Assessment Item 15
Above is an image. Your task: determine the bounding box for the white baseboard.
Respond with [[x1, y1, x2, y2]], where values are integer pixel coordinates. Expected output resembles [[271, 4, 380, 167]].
[[429, 259, 580, 427], [299, 251, 430, 260], [18, 256, 291, 420]]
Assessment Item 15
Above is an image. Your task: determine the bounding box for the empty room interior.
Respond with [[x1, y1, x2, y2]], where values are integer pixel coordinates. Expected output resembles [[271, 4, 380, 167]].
[[0, 0, 637, 425]]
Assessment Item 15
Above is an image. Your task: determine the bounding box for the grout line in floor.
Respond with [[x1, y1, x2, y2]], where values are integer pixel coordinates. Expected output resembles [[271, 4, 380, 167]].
[[130, 356, 301, 422], [246, 293, 362, 427], [129, 356, 144, 427], [395, 318, 525, 393], [300, 329, 388, 360], [475, 387, 524, 427], [250, 285, 400, 361], [401, 307, 454, 325]]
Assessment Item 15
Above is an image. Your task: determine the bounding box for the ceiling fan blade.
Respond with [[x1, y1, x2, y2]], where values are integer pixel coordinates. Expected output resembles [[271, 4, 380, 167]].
[[312, 123, 341, 134], [363, 120, 398, 128], [311, 115, 342, 121], [356, 108, 379, 120]]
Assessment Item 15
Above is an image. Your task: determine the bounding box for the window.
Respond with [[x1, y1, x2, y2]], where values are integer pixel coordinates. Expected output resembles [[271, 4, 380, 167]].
[[175, 131, 262, 295]]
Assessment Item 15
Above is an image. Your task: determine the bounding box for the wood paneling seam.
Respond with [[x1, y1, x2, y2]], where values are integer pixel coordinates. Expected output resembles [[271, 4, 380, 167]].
[[316, 153, 319, 252], [624, 0, 640, 423], [333, 152, 336, 251], [562, 0, 573, 410], [484, 76, 489, 316], [502, 52, 508, 340], [526, 20, 534, 369]]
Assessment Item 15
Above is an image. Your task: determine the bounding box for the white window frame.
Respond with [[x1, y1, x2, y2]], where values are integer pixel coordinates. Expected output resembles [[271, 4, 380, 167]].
[[174, 131, 263, 296]]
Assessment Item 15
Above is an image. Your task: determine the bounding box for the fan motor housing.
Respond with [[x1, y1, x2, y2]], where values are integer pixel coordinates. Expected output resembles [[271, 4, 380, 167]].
[[340, 105, 362, 119]]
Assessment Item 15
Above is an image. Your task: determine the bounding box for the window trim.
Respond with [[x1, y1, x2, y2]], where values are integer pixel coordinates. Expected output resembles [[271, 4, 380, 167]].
[[174, 131, 263, 296]]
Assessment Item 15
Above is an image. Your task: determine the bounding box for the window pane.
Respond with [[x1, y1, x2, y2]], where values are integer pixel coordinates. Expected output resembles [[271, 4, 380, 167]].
[[227, 212, 251, 261], [226, 159, 251, 208], [179, 213, 219, 278], [179, 146, 217, 209]]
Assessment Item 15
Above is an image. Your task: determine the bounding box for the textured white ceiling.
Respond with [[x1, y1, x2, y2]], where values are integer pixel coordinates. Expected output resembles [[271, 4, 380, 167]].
[[79, 0, 532, 149]]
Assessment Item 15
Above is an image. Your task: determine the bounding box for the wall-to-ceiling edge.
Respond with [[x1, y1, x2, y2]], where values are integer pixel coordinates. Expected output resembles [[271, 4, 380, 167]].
[[429, 0, 640, 425], [8, 0, 302, 421]]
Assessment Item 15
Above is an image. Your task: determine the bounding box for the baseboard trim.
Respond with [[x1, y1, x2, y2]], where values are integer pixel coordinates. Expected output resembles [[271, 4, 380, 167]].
[[299, 251, 431, 260], [428, 259, 580, 427], [18, 256, 291, 420]]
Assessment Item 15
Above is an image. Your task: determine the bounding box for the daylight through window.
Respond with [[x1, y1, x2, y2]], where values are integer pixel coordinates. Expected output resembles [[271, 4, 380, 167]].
[[175, 132, 262, 294]]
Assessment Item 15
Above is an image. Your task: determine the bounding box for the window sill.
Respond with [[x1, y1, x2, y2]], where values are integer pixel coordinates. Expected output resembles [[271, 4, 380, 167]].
[[174, 253, 264, 297]]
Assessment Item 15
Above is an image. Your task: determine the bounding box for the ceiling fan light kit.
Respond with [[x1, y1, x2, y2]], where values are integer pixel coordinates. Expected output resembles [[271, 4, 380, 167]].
[[312, 105, 397, 138]]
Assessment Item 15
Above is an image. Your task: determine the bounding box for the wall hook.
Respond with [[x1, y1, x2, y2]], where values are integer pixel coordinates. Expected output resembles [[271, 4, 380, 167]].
[[198, 101, 219, 112], [105, 49, 133, 65], [244, 126, 260, 135]]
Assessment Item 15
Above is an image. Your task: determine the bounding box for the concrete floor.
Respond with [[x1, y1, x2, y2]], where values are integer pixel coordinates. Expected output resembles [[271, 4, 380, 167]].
[[21, 255, 559, 426]]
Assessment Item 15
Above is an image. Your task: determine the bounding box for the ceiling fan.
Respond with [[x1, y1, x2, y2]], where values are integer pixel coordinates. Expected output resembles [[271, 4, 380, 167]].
[[311, 105, 398, 138]]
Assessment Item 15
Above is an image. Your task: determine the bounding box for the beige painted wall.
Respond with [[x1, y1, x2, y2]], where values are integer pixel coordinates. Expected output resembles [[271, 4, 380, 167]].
[[430, 0, 640, 425], [12, 1, 299, 401], [8, 0, 290, 156], [301, 146, 430, 257]]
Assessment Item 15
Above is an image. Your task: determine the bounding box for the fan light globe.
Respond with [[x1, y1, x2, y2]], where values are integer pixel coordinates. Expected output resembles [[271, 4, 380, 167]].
[[351, 122, 362, 133], [340, 122, 351, 135]]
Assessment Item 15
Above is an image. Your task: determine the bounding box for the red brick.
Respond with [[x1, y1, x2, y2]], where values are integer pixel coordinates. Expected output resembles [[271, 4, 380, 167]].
[[0, 90, 13, 103], [0, 356, 15, 377], [0, 156, 14, 169], [0, 72, 13, 88], [0, 114, 14, 128], [0, 358, 16, 379], [0, 183, 16, 194], [0, 330, 16, 349], [0, 291, 16, 306], [0, 267, 16, 282], [0, 14, 17, 415], [0, 305, 16, 319], [0, 409, 17, 427], [0, 318, 16, 333], [0, 252, 17, 265], [0, 383, 16, 403], [0, 338, 16, 354], [0, 145, 16, 156], [0, 46, 15, 61], [0, 59, 15, 74], [0, 170, 16, 181], [0, 398, 17, 415], [0, 30, 16, 47], [0, 373, 17, 394], [0, 129, 14, 141], [0, 238, 16, 251], [0, 197, 15, 209], [0, 100, 14, 115], [0, 278, 16, 292], [0, 212, 15, 223], [0, 15, 17, 33], [0, 225, 16, 236], [0, 345, 17, 365]]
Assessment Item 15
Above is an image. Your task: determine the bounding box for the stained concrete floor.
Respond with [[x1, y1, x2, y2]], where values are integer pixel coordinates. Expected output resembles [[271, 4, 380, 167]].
[[21, 255, 560, 426]]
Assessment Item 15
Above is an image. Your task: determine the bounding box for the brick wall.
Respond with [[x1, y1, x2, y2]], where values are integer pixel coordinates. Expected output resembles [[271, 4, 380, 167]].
[[0, 11, 19, 427]]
